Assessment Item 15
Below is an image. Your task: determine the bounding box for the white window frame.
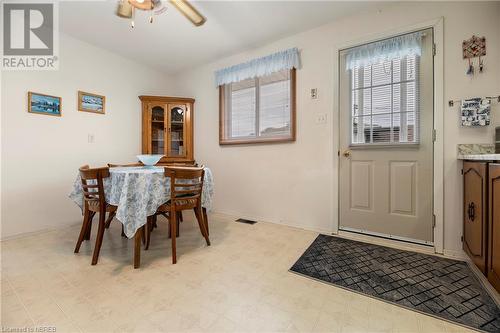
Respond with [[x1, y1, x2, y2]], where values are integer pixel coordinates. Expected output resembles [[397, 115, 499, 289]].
[[219, 69, 296, 145]]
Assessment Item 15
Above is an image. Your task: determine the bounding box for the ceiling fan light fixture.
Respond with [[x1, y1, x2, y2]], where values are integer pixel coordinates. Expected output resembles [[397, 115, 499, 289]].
[[116, 0, 133, 18], [169, 0, 206, 26], [128, 0, 154, 11]]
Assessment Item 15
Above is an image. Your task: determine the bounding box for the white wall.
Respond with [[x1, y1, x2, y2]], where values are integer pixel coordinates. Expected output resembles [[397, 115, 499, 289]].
[[1, 33, 172, 238], [173, 1, 500, 254]]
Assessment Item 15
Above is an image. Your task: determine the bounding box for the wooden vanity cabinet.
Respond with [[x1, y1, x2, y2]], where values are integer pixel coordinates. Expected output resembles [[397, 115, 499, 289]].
[[488, 163, 500, 291], [139, 95, 195, 164], [463, 161, 488, 274], [462, 161, 500, 293]]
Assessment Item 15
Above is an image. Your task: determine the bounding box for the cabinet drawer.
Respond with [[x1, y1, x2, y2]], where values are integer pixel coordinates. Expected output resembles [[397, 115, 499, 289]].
[[463, 161, 487, 274]]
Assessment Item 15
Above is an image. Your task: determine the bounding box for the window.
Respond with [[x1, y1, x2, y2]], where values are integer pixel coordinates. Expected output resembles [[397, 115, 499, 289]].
[[219, 69, 296, 144], [341, 31, 425, 146], [350, 55, 419, 145]]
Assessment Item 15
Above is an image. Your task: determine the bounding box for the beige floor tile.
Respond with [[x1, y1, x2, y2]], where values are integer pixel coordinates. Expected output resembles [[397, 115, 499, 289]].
[[206, 316, 239, 333], [417, 315, 447, 333], [442, 321, 476, 333], [1, 296, 35, 328], [312, 310, 344, 333]]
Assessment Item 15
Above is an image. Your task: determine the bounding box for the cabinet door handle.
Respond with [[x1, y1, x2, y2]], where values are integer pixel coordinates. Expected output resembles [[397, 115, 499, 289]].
[[468, 202, 475, 221]]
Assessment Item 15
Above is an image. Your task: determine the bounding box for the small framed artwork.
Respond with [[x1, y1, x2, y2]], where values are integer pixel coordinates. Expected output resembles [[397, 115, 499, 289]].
[[28, 92, 62, 117], [78, 91, 105, 114]]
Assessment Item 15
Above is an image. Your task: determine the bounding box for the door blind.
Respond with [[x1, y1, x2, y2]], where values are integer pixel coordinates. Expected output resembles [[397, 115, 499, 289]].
[[350, 54, 420, 145], [230, 78, 257, 138]]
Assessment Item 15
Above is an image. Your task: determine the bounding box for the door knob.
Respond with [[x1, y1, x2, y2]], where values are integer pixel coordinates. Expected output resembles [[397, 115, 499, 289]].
[[343, 150, 351, 158]]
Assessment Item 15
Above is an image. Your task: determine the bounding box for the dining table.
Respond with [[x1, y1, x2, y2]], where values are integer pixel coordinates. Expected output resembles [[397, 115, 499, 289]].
[[69, 166, 214, 239]]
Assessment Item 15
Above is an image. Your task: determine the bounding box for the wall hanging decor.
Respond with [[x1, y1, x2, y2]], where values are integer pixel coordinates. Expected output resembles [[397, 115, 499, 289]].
[[28, 92, 62, 117], [462, 35, 486, 75], [460, 97, 491, 127], [78, 91, 106, 114]]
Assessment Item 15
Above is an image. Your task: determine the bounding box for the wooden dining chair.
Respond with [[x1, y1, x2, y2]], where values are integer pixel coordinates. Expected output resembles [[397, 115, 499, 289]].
[[74, 165, 117, 265], [147, 166, 210, 264], [154, 162, 198, 225]]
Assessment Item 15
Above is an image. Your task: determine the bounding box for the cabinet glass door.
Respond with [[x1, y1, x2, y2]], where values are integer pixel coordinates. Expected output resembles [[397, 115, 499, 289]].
[[168, 104, 186, 157], [151, 105, 165, 154]]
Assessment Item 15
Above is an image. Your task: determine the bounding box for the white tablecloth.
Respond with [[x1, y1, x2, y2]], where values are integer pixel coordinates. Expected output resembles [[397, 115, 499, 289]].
[[69, 166, 214, 238]]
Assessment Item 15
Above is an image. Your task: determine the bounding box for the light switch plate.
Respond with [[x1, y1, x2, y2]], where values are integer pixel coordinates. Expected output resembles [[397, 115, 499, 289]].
[[88, 134, 95, 143], [316, 113, 327, 124]]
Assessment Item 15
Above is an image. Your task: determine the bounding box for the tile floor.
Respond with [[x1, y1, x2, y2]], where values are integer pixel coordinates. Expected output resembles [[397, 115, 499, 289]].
[[1, 212, 475, 333]]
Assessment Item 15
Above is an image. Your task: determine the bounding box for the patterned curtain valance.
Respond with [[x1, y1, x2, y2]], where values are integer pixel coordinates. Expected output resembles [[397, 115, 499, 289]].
[[345, 31, 424, 70], [214, 47, 300, 86]]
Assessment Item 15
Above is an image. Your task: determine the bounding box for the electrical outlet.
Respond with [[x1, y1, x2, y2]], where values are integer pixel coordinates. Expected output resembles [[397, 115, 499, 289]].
[[316, 113, 327, 124], [88, 134, 95, 143], [311, 88, 318, 99]]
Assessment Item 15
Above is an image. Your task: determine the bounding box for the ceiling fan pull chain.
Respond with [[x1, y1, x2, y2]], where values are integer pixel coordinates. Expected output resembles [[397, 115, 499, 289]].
[[130, 7, 135, 28]]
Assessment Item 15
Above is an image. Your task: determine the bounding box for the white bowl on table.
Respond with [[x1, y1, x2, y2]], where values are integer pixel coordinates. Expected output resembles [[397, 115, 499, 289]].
[[136, 154, 163, 167]]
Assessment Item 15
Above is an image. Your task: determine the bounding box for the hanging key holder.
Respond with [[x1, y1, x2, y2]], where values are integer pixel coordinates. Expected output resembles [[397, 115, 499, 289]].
[[463, 35, 486, 76]]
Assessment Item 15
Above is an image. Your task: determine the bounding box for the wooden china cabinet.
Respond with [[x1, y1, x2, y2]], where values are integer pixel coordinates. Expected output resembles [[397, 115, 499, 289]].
[[139, 96, 194, 164]]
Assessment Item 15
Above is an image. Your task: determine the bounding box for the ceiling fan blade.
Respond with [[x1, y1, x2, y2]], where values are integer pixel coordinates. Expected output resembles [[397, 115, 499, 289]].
[[169, 0, 206, 26]]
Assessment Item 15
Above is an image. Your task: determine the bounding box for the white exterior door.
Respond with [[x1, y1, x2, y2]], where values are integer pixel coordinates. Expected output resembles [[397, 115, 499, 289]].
[[339, 29, 434, 244]]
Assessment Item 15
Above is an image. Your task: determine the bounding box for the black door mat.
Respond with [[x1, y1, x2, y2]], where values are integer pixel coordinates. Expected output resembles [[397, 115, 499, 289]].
[[235, 218, 257, 225], [290, 234, 500, 332]]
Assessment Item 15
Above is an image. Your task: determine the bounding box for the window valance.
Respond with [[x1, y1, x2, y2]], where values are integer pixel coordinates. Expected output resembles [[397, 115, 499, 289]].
[[214, 47, 300, 86], [345, 31, 424, 70]]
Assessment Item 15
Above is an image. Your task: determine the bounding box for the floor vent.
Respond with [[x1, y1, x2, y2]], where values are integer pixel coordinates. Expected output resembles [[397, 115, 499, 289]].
[[235, 218, 257, 225]]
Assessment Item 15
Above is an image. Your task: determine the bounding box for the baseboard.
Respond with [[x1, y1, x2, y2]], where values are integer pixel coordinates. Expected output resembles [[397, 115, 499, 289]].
[[461, 255, 500, 306], [0, 221, 81, 242], [211, 210, 333, 235], [442, 248, 468, 260]]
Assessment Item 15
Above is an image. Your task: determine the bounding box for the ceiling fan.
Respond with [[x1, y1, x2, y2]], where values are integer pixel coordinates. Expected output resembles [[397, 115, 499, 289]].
[[116, 0, 206, 28]]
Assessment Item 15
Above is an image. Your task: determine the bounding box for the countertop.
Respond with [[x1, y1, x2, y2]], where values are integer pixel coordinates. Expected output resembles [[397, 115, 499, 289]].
[[457, 154, 500, 161]]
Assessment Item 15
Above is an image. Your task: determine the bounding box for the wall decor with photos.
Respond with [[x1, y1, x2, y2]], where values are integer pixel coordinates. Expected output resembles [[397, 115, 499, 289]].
[[28, 92, 62, 117], [78, 91, 105, 114]]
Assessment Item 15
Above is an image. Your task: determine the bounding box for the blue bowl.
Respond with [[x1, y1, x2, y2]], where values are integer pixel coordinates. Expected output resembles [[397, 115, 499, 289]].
[[137, 154, 163, 166]]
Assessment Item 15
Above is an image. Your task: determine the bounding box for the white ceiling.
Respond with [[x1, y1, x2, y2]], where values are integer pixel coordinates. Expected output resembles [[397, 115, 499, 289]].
[[60, 1, 385, 74]]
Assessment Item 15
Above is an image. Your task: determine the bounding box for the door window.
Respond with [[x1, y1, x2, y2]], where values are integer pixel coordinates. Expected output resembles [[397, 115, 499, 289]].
[[342, 32, 424, 146]]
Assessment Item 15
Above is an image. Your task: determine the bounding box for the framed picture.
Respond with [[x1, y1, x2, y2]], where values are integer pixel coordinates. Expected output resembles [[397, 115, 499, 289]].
[[28, 92, 62, 117], [78, 91, 105, 114]]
